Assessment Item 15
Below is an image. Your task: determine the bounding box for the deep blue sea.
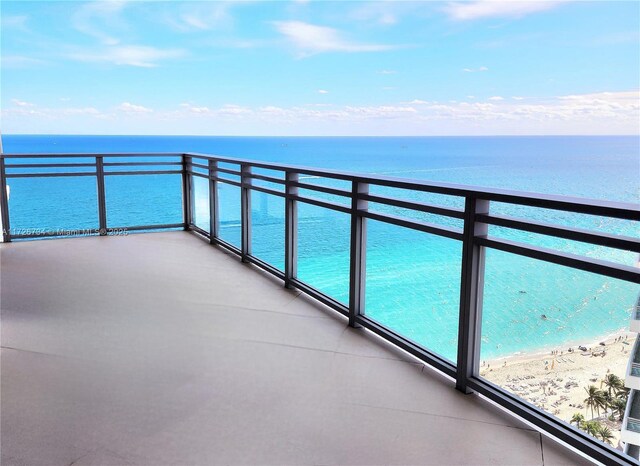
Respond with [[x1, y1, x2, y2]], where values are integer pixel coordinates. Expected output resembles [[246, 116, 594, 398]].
[[3, 135, 639, 361]]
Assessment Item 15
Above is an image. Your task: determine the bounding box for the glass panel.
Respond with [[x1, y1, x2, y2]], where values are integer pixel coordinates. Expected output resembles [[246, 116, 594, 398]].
[[298, 175, 350, 192], [367, 186, 465, 230], [369, 185, 465, 211], [218, 182, 241, 248], [105, 174, 182, 227], [487, 225, 638, 266], [365, 220, 462, 362], [6, 156, 96, 175], [7, 176, 98, 235], [481, 248, 638, 448], [298, 187, 350, 207], [297, 202, 350, 304], [192, 176, 210, 232], [368, 202, 463, 231], [251, 192, 284, 271], [491, 202, 638, 239]]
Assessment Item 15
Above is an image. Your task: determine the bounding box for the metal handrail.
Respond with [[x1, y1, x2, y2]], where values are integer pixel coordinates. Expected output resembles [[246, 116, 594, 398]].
[[0, 151, 638, 465], [3, 151, 638, 219]]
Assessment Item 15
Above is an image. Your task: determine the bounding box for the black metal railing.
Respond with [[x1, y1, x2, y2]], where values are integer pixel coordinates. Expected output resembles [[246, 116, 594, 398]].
[[1, 151, 639, 465]]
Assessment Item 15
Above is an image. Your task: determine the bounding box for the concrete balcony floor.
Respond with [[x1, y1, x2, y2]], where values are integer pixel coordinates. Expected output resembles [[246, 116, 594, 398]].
[[1, 232, 592, 466]]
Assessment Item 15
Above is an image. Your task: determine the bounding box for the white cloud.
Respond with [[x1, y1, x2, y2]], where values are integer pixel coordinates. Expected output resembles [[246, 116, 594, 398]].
[[118, 102, 153, 113], [175, 103, 252, 118], [317, 89, 329, 94], [6, 91, 637, 136], [3, 100, 104, 119], [72, 0, 129, 45], [512, 96, 525, 100], [166, 2, 235, 32], [12, 99, 35, 108], [344, 105, 417, 117], [349, 2, 425, 26], [180, 103, 211, 114], [488, 96, 504, 101], [273, 21, 396, 56], [555, 91, 640, 114], [69, 2, 187, 68], [68, 45, 185, 67], [180, 14, 210, 31], [445, 1, 568, 21], [463, 66, 489, 73], [379, 14, 397, 25], [216, 104, 252, 116], [377, 70, 397, 75], [418, 90, 639, 126], [350, 2, 397, 25], [61, 107, 101, 116]]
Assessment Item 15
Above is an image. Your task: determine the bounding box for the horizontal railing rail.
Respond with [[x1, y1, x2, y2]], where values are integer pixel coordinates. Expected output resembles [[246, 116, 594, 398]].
[[0, 151, 638, 465]]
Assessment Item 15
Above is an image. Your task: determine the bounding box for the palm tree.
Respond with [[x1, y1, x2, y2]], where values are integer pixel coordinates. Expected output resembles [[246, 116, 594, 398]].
[[584, 385, 606, 418], [603, 374, 625, 398], [570, 413, 585, 429], [595, 424, 615, 445], [610, 397, 627, 421], [583, 420, 600, 436], [601, 391, 613, 416]]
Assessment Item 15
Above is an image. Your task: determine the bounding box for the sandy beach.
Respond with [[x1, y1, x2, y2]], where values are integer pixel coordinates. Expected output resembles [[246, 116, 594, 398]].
[[482, 330, 636, 446]]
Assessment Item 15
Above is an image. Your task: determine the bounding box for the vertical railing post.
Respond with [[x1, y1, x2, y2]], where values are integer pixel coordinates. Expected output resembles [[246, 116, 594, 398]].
[[348, 180, 369, 328], [95, 156, 107, 236], [456, 196, 490, 394], [284, 171, 299, 289], [208, 159, 219, 244], [181, 155, 192, 230], [0, 156, 11, 243], [240, 164, 252, 262]]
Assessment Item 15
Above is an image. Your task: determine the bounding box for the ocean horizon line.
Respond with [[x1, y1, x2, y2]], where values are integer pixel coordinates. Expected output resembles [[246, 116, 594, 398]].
[[2, 134, 639, 139]]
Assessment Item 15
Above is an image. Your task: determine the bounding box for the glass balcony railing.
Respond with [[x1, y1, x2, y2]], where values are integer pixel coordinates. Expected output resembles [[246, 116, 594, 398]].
[[627, 418, 640, 434], [0, 152, 638, 466]]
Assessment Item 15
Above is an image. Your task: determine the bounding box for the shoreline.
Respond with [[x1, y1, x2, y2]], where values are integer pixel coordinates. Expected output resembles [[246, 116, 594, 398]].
[[482, 326, 634, 367]]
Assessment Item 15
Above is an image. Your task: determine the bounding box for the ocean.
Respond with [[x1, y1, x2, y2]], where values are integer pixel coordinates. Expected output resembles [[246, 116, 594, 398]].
[[2, 135, 639, 361]]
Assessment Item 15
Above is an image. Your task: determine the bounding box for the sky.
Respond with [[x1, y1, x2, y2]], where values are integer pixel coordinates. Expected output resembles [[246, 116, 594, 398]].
[[1, 0, 639, 136]]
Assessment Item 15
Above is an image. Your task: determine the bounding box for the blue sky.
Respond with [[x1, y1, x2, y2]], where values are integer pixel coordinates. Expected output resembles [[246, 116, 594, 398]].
[[1, 0, 639, 135]]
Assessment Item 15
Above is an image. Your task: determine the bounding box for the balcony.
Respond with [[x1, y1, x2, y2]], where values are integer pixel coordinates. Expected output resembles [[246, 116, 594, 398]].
[[1, 152, 638, 465], [622, 390, 640, 446], [625, 442, 640, 461], [626, 336, 640, 390], [630, 294, 640, 333], [1, 232, 593, 465]]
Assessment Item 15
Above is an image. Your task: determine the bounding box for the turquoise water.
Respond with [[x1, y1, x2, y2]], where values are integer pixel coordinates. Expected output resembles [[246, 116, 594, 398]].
[[3, 135, 639, 361]]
